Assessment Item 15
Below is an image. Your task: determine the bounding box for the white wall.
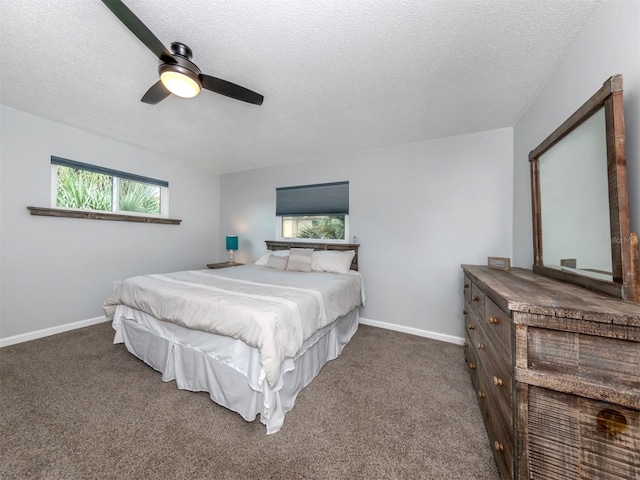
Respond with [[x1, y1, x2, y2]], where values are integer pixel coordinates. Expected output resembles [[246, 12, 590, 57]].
[[513, 0, 640, 267], [0, 106, 221, 341], [220, 128, 513, 341]]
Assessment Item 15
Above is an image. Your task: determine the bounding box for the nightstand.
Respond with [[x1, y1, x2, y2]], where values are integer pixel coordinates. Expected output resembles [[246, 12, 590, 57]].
[[206, 262, 244, 269]]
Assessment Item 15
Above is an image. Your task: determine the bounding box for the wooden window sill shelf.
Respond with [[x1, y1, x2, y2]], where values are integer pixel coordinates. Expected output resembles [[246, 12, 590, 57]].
[[27, 206, 181, 225]]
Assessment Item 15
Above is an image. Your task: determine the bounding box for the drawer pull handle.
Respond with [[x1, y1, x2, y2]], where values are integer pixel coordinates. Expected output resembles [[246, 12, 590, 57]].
[[477, 342, 485, 350], [477, 390, 485, 399], [463, 309, 468, 315], [596, 408, 628, 436], [468, 324, 475, 331], [468, 362, 476, 370], [494, 441, 504, 452], [472, 296, 480, 302], [464, 284, 469, 289], [489, 316, 499, 325], [493, 376, 503, 387]]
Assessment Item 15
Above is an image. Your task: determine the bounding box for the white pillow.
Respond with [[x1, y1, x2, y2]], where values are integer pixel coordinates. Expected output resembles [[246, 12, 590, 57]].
[[311, 250, 355, 274], [255, 252, 271, 266], [266, 254, 288, 270], [286, 248, 313, 272], [255, 250, 290, 266]]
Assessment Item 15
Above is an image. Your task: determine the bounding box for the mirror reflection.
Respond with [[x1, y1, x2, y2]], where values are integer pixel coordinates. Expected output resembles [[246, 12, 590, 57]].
[[538, 107, 613, 281]]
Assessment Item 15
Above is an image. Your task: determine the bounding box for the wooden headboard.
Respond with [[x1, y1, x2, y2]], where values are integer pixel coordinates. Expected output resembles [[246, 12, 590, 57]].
[[265, 241, 360, 271]]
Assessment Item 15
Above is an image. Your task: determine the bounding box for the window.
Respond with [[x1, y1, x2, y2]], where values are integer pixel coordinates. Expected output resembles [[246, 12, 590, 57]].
[[281, 215, 347, 240], [276, 181, 349, 242], [51, 156, 168, 217]]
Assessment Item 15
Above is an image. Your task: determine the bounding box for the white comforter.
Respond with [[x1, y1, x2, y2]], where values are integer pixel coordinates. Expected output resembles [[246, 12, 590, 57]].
[[103, 265, 363, 387]]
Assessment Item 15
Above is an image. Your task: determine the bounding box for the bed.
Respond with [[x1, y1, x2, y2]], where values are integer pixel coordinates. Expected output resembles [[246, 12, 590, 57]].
[[103, 241, 363, 434]]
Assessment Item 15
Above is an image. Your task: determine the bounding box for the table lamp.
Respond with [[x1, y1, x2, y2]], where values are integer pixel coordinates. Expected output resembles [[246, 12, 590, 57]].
[[226, 235, 239, 265]]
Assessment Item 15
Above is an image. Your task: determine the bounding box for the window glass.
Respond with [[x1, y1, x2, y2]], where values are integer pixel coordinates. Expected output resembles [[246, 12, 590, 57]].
[[118, 179, 161, 215], [281, 215, 346, 240], [56, 165, 112, 211]]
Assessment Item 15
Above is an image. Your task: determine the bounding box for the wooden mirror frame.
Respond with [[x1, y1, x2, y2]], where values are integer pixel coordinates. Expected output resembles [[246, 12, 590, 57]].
[[529, 74, 639, 301]]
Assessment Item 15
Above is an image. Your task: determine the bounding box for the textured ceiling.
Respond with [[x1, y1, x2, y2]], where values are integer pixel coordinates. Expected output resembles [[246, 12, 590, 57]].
[[0, 0, 603, 173]]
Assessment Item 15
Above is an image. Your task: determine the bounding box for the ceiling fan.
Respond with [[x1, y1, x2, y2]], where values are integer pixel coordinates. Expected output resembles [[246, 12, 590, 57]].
[[101, 0, 264, 106]]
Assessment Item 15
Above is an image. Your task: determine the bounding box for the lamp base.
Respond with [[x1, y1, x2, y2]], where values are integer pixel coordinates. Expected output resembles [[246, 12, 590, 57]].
[[228, 250, 235, 266]]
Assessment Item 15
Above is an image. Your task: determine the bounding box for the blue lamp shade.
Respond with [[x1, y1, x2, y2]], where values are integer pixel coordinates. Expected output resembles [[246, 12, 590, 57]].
[[226, 235, 239, 251]]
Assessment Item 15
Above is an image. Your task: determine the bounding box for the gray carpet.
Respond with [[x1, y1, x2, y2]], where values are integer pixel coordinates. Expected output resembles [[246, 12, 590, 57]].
[[0, 322, 499, 479]]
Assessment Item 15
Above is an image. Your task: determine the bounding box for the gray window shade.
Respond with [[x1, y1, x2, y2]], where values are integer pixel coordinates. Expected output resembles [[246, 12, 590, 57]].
[[51, 156, 169, 188], [276, 181, 349, 216]]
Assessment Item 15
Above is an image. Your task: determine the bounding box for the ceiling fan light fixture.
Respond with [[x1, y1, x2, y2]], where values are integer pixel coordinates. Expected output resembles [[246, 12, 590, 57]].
[[159, 66, 201, 98], [103, 1, 262, 105]]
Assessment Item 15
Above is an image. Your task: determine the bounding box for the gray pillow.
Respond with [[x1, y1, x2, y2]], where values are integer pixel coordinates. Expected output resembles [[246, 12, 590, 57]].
[[286, 248, 313, 272], [266, 254, 288, 270]]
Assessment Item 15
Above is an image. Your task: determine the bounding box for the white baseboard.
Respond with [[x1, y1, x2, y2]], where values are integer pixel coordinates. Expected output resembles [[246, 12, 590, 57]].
[[359, 317, 465, 345], [0, 315, 110, 348]]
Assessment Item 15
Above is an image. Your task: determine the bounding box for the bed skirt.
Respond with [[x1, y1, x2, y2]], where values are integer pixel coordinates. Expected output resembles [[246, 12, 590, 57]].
[[113, 305, 359, 434]]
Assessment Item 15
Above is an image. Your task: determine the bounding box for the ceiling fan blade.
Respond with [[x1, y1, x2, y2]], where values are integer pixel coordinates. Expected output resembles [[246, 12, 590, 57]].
[[200, 74, 264, 105], [102, 0, 174, 64], [141, 81, 171, 105]]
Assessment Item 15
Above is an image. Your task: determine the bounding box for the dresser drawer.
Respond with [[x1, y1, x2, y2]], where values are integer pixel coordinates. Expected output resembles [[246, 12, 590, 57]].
[[465, 332, 479, 391], [470, 282, 485, 317], [528, 386, 639, 480], [477, 368, 514, 480], [484, 297, 512, 363], [476, 326, 513, 430], [463, 274, 472, 304], [464, 301, 480, 345], [527, 327, 640, 391]]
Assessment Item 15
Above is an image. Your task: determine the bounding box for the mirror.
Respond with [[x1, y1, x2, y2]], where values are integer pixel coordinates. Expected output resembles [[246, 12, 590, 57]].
[[539, 108, 612, 280], [529, 75, 639, 301]]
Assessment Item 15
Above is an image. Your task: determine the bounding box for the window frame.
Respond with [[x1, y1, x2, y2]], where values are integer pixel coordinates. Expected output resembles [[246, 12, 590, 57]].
[[276, 214, 350, 244], [275, 181, 350, 243], [50, 160, 169, 218]]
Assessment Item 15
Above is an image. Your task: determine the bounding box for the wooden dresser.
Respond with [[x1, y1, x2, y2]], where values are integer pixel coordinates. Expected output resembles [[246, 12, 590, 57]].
[[462, 265, 640, 479]]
